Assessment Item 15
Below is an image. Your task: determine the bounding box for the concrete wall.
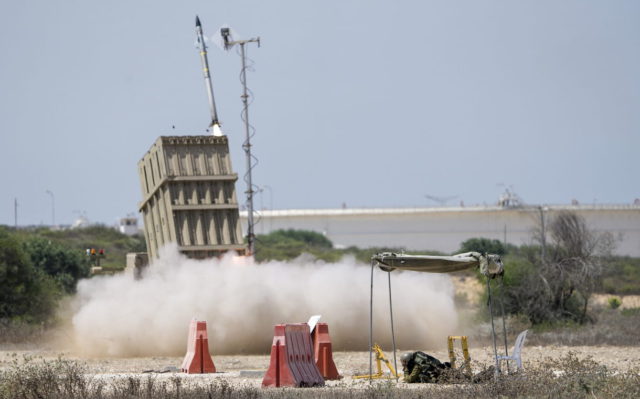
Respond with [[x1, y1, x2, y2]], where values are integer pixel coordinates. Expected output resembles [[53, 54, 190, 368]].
[[240, 205, 640, 256]]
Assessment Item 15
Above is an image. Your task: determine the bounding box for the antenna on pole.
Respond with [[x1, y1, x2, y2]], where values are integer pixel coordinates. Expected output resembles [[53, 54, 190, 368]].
[[221, 27, 260, 255], [195, 16, 223, 136]]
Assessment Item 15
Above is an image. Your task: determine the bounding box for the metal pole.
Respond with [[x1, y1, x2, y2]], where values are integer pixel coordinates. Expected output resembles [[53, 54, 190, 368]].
[[14, 198, 17, 228], [388, 271, 398, 381], [239, 42, 256, 255], [498, 276, 510, 372], [369, 259, 374, 382], [221, 32, 259, 255], [487, 278, 500, 373]]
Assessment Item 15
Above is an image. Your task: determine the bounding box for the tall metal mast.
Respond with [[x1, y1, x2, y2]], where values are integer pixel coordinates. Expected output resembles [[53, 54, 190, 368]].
[[195, 16, 223, 136], [221, 28, 260, 255]]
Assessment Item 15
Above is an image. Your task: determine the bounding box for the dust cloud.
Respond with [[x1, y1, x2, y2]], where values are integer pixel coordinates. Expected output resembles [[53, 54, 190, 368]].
[[71, 245, 459, 357]]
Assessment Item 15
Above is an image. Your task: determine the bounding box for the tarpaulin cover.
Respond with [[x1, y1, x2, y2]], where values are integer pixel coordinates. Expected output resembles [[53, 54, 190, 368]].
[[367, 251, 506, 381], [372, 251, 504, 277]]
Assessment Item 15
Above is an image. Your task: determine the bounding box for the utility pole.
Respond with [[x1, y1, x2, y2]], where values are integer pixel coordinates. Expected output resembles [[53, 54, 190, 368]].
[[14, 198, 17, 228], [221, 27, 260, 255]]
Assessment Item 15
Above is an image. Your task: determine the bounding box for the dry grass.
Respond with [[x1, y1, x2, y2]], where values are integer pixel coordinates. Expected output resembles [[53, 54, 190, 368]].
[[526, 308, 640, 347], [0, 320, 47, 348], [1, 353, 638, 399], [460, 306, 640, 349]]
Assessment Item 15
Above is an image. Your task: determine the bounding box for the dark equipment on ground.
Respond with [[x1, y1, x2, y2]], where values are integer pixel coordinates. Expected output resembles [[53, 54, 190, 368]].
[[401, 351, 451, 383]]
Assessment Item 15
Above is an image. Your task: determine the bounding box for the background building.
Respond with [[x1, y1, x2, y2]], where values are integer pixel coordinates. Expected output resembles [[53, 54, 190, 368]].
[[241, 204, 640, 256]]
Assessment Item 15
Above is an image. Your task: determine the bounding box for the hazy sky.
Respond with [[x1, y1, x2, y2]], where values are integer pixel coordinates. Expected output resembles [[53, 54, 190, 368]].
[[1, 1, 638, 226]]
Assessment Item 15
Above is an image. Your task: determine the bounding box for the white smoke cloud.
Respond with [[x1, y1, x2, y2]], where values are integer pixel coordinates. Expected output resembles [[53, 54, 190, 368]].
[[71, 245, 458, 357]]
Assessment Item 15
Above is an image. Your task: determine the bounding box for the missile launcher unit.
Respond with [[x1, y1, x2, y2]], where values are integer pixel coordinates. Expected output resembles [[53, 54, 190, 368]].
[[138, 135, 246, 259]]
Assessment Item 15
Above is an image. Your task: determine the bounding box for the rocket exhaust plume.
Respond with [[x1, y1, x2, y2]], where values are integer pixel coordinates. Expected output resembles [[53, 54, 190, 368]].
[[211, 123, 223, 137], [71, 246, 459, 357], [195, 15, 222, 136]]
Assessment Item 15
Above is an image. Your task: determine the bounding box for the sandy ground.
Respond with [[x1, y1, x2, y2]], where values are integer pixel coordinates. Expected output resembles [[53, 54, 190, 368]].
[[591, 294, 640, 309], [2, 280, 637, 389], [1, 344, 638, 389], [2, 278, 637, 390]]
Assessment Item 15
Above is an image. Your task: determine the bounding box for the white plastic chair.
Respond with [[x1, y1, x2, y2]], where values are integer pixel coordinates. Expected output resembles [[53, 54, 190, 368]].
[[496, 329, 528, 371]]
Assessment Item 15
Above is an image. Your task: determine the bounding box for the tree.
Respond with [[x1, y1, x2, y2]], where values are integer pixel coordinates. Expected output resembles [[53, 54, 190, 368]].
[[543, 211, 611, 323], [498, 211, 613, 324], [254, 229, 334, 262], [459, 237, 507, 255], [0, 231, 60, 323], [264, 229, 333, 249], [23, 237, 90, 294]]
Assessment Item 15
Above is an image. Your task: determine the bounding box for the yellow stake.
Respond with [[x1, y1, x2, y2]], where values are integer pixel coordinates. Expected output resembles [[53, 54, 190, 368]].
[[447, 335, 471, 376], [353, 343, 400, 380]]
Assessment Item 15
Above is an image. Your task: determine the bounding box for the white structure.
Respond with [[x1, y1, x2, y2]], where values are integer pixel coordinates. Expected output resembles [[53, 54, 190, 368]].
[[240, 204, 640, 257], [71, 215, 91, 229], [118, 216, 140, 236]]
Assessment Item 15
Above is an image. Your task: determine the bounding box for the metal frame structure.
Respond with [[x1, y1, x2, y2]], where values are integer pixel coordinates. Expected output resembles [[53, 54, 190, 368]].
[[367, 252, 509, 381], [138, 135, 246, 259]]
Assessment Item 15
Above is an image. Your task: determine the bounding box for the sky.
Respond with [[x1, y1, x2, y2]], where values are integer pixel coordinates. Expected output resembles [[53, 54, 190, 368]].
[[1, 1, 638, 226]]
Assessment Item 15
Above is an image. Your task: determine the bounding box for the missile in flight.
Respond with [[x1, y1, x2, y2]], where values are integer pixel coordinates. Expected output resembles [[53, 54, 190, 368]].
[[195, 16, 222, 136]]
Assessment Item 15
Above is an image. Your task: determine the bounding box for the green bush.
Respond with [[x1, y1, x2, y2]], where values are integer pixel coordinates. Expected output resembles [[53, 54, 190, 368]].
[[34, 225, 146, 271], [459, 237, 508, 255], [480, 212, 609, 326], [601, 257, 640, 295], [23, 237, 90, 294], [254, 229, 421, 264], [608, 297, 622, 310], [258, 229, 332, 249], [0, 231, 61, 323], [0, 226, 100, 324], [255, 229, 334, 262]]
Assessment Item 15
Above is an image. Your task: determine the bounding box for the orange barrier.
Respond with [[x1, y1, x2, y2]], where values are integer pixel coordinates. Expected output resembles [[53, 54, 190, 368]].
[[180, 319, 216, 374], [262, 324, 325, 388], [312, 322, 342, 380]]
